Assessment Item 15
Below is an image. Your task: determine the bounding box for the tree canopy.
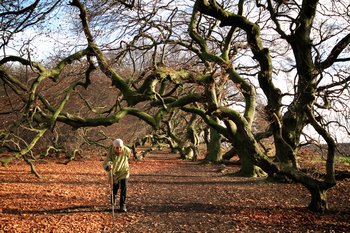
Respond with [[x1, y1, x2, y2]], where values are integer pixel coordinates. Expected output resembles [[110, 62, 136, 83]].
[[1, 0, 349, 212]]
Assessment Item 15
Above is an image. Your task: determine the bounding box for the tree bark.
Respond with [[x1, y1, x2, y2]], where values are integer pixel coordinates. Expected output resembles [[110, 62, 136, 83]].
[[236, 153, 266, 177], [205, 125, 222, 163], [222, 147, 237, 161], [308, 188, 328, 212]]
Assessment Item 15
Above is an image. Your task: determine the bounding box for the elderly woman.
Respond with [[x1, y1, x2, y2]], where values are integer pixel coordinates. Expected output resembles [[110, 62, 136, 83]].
[[103, 138, 131, 212]]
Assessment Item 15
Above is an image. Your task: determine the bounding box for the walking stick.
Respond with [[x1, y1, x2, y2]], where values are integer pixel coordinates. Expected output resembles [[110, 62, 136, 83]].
[[110, 168, 115, 233]]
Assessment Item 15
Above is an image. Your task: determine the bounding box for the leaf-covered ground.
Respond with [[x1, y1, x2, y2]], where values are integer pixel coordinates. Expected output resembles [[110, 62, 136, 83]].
[[1, 151, 349, 232]]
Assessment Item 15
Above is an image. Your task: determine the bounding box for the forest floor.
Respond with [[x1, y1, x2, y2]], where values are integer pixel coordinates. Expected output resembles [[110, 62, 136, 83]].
[[0, 150, 350, 233]]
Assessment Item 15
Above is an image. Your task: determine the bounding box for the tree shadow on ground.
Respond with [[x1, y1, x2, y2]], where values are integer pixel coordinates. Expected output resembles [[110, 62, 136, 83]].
[[128, 202, 350, 216], [2, 205, 110, 215]]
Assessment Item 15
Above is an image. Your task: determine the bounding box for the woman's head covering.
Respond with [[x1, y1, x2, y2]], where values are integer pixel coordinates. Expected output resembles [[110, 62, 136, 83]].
[[113, 138, 124, 148]]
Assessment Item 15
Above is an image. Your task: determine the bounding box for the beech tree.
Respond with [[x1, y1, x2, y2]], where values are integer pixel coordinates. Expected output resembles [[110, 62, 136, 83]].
[[183, 0, 350, 212], [1, 0, 349, 212]]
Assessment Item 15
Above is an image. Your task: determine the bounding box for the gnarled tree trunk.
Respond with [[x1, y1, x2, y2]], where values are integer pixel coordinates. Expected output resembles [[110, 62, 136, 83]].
[[205, 126, 222, 163]]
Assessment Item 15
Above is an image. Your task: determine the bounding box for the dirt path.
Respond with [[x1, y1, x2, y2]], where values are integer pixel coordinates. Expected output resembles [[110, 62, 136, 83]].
[[1, 152, 349, 232]]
